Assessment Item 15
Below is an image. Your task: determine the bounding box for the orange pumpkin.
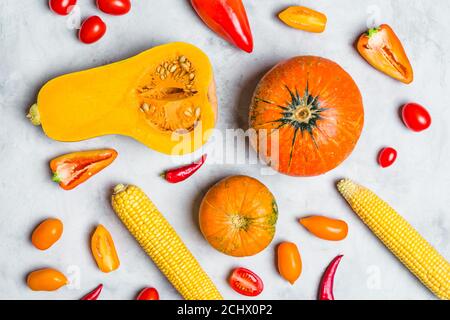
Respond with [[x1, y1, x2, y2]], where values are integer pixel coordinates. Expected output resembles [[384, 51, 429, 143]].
[[199, 175, 278, 257], [250, 56, 364, 176]]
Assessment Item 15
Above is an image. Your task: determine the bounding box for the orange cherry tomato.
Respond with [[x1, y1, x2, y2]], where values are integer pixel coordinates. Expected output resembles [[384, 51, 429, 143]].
[[27, 268, 68, 291], [136, 288, 160, 300], [278, 6, 327, 33], [91, 225, 120, 273], [31, 218, 63, 250], [299, 216, 348, 241], [277, 242, 302, 285]]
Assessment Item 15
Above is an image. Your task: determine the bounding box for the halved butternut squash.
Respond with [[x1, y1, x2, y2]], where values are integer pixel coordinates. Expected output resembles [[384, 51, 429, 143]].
[[28, 42, 217, 155]]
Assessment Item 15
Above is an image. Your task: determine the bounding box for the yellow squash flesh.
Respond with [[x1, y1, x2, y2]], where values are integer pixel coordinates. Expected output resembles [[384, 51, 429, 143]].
[[31, 42, 217, 155]]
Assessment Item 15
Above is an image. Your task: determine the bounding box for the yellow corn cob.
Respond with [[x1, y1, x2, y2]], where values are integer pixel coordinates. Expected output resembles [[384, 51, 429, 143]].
[[111, 184, 223, 300], [337, 179, 450, 300]]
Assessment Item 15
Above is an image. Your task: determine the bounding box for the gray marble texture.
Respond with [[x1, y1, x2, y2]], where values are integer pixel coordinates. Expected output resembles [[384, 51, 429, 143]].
[[0, 0, 449, 300]]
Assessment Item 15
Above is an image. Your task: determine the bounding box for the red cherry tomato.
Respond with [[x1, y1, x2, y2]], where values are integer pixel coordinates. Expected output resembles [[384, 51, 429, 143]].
[[136, 288, 159, 300], [229, 268, 264, 297], [49, 0, 77, 16], [97, 0, 131, 15], [378, 147, 397, 168], [402, 103, 432, 132], [79, 16, 107, 44]]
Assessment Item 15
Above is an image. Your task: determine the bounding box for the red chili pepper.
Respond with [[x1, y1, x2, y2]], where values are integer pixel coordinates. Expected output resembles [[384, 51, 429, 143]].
[[80, 284, 103, 300], [191, 0, 253, 53], [162, 155, 207, 183], [318, 255, 343, 300]]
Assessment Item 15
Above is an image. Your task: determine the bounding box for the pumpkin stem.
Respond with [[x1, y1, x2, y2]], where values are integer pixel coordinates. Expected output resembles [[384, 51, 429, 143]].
[[294, 106, 312, 123], [27, 104, 41, 126], [230, 214, 249, 231]]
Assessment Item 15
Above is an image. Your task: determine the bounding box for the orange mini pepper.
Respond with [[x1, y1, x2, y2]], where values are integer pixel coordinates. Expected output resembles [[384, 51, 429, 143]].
[[357, 24, 413, 84], [277, 242, 302, 285], [91, 224, 120, 273], [299, 216, 348, 241], [50, 149, 118, 190], [31, 218, 64, 250], [27, 268, 68, 291], [278, 6, 327, 33]]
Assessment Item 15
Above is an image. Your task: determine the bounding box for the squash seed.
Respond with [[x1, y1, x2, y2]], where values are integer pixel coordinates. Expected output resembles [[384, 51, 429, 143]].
[[169, 65, 177, 73], [181, 63, 190, 72], [184, 109, 193, 117]]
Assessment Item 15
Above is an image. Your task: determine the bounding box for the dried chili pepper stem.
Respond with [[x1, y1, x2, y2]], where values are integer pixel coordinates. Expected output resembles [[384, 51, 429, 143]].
[[318, 255, 343, 300], [162, 154, 207, 183], [81, 284, 103, 300]]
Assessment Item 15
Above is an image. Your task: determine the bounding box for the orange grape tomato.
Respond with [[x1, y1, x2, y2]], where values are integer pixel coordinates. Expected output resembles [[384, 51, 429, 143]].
[[31, 218, 63, 250], [27, 268, 68, 291], [277, 242, 302, 285], [299, 216, 348, 241], [90, 224, 120, 273]]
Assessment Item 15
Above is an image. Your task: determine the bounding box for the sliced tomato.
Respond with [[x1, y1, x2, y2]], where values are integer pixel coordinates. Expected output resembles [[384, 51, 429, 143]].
[[229, 267, 263, 297]]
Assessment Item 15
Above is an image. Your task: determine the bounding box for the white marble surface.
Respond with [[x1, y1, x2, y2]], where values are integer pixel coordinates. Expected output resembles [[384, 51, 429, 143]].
[[0, 0, 449, 300]]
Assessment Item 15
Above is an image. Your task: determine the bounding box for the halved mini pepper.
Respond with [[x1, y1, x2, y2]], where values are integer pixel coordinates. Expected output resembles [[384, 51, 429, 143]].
[[357, 24, 413, 84], [91, 225, 120, 273], [50, 149, 118, 190]]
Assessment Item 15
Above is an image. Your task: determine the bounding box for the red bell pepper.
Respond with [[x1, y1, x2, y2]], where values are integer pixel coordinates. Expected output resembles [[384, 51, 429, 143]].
[[191, 0, 253, 53], [50, 149, 118, 190]]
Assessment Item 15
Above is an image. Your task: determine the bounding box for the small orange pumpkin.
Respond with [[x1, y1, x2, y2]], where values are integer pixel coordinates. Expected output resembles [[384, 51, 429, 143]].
[[250, 56, 364, 176], [199, 175, 278, 257]]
